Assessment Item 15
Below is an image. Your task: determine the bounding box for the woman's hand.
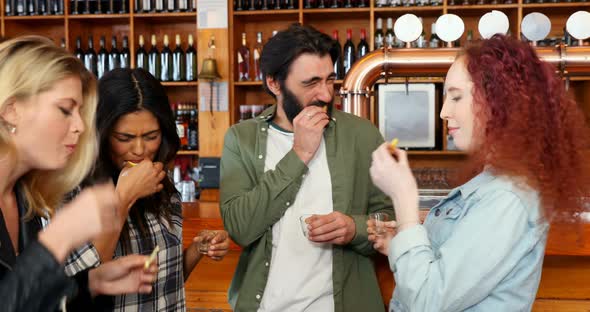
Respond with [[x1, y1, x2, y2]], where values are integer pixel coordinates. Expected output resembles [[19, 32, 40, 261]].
[[88, 254, 158, 297], [367, 219, 398, 256], [39, 182, 120, 263], [116, 160, 166, 211], [370, 143, 420, 230]]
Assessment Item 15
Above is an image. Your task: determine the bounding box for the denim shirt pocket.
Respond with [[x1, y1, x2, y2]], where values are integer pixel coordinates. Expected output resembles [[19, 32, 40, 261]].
[[428, 200, 465, 248]]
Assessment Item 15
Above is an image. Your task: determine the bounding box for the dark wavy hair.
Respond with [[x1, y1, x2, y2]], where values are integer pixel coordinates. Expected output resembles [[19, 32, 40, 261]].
[[458, 34, 590, 223], [92, 68, 180, 252]]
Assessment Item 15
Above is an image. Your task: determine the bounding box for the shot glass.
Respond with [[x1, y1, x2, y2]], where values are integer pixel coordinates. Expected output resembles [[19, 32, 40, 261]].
[[197, 230, 215, 254], [299, 214, 314, 238], [369, 212, 389, 235]]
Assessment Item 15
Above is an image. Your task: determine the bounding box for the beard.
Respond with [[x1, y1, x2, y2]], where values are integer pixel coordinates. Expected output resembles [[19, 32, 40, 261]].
[[281, 81, 333, 125]]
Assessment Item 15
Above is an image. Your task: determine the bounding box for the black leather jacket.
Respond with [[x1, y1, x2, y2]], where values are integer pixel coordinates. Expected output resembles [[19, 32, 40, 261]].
[[0, 185, 93, 311]]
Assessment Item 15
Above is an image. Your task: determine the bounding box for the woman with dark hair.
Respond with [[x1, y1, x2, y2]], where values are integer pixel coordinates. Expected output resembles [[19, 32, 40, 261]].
[[368, 34, 590, 311], [66, 68, 230, 311]]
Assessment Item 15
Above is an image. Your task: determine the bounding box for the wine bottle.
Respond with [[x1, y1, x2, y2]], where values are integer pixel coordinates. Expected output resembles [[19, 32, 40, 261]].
[[120, 36, 130, 68], [429, 23, 440, 48], [172, 34, 185, 81], [343, 28, 355, 75], [375, 18, 384, 49], [74, 37, 84, 61], [187, 109, 198, 150], [185, 34, 197, 81], [97, 36, 109, 79], [237, 32, 250, 81], [385, 17, 395, 48], [357, 28, 369, 59], [84, 36, 98, 76], [332, 30, 344, 80], [160, 34, 172, 81], [253, 32, 263, 81], [108, 36, 121, 71], [136, 35, 148, 71], [148, 34, 161, 79]]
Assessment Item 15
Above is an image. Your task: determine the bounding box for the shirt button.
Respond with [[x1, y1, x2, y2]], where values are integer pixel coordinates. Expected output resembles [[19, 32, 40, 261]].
[[261, 127, 266, 132], [435, 209, 441, 217], [258, 154, 263, 159], [446, 208, 453, 215], [265, 262, 269, 267], [256, 294, 261, 300], [286, 202, 290, 206]]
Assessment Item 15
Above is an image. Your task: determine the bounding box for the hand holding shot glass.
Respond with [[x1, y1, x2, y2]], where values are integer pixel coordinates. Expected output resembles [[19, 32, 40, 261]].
[[299, 212, 357, 245], [193, 230, 231, 261]]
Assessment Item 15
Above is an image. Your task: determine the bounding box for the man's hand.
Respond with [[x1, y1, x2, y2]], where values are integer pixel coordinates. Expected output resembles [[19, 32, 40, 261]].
[[306, 212, 356, 245], [292, 106, 330, 165]]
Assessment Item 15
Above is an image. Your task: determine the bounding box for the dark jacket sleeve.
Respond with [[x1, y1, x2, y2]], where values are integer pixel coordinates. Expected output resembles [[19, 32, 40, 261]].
[[0, 240, 78, 312]]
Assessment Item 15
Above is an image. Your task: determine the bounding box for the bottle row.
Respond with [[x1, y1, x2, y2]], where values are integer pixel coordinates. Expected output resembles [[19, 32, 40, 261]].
[[133, 0, 195, 13], [3, 0, 195, 15], [375, 0, 441, 6], [136, 34, 198, 82], [73, 34, 197, 82], [235, 28, 370, 81], [5, 0, 64, 16], [304, 0, 371, 8], [234, 0, 373, 10], [75, 35, 131, 79], [174, 102, 199, 151], [69, 0, 128, 14]]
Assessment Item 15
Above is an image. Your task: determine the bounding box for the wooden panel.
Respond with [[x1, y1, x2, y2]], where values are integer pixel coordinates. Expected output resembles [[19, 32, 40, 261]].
[[198, 111, 230, 157], [4, 19, 66, 44], [533, 299, 590, 312], [537, 255, 590, 300]]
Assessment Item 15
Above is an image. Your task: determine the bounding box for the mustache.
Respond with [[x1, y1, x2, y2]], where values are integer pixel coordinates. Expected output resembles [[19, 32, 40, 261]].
[[310, 101, 330, 107]]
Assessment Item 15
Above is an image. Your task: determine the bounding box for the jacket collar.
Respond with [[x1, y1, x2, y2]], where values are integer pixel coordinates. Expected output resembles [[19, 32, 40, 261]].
[[0, 182, 43, 272]]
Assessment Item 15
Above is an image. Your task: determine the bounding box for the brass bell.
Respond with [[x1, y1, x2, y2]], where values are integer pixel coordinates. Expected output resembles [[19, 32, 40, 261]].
[[199, 58, 221, 81]]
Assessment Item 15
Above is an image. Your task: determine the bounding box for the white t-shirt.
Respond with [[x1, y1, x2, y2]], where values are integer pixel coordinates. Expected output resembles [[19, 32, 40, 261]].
[[258, 124, 335, 312]]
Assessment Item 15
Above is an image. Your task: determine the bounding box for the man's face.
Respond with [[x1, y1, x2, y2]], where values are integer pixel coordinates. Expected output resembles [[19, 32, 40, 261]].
[[281, 53, 336, 123]]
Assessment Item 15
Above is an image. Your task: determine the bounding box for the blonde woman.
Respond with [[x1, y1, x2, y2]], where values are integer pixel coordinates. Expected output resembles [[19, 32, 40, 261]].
[[0, 36, 157, 312]]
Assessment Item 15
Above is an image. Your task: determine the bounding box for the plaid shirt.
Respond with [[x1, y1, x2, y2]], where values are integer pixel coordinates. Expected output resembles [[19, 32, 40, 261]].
[[65, 195, 186, 312]]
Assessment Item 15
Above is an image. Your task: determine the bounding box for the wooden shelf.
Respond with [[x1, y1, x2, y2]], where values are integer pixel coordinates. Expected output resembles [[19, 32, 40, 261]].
[[4, 15, 65, 20], [446, 3, 519, 10], [162, 81, 199, 87], [177, 150, 199, 156], [522, 2, 590, 8], [67, 14, 130, 19], [133, 12, 196, 18], [234, 81, 262, 86], [233, 9, 299, 15]]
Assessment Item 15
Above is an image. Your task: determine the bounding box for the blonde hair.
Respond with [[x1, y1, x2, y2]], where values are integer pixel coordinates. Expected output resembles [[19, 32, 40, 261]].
[[0, 36, 98, 218]]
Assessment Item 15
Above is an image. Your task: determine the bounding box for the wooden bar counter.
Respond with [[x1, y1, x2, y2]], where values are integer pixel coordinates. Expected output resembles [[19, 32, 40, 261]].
[[183, 200, 590, 311]]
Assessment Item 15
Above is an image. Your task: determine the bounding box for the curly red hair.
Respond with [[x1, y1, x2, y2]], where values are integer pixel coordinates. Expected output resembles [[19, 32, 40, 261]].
[[459, 35, 590, 223]]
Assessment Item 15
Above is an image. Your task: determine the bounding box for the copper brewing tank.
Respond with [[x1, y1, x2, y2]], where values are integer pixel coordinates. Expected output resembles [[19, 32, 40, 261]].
[[340, 44, 590, 118]]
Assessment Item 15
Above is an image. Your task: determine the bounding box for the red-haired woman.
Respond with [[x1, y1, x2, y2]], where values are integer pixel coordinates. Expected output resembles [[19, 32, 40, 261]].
[[368, 34, 590, 311]]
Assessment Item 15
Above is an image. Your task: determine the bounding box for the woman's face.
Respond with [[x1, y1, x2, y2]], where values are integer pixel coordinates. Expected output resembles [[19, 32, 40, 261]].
[[7, 76, 85, 171], [109, 109, 162, 170], [440, 57, 477, 152]]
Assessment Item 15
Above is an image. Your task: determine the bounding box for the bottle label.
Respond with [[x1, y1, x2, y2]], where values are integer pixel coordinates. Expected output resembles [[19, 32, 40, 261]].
[[237, 52, 244, 64], [176, 124, 185, 138], [254, 49, 260, 61]]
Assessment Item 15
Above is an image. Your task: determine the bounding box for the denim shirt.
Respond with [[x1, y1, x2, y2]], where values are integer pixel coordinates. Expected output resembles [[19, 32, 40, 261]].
[[389, 171, 549, 312]]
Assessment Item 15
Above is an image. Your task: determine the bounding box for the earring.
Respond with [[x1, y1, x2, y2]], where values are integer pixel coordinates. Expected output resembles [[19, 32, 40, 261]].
[[9, 126, 16, 134]]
